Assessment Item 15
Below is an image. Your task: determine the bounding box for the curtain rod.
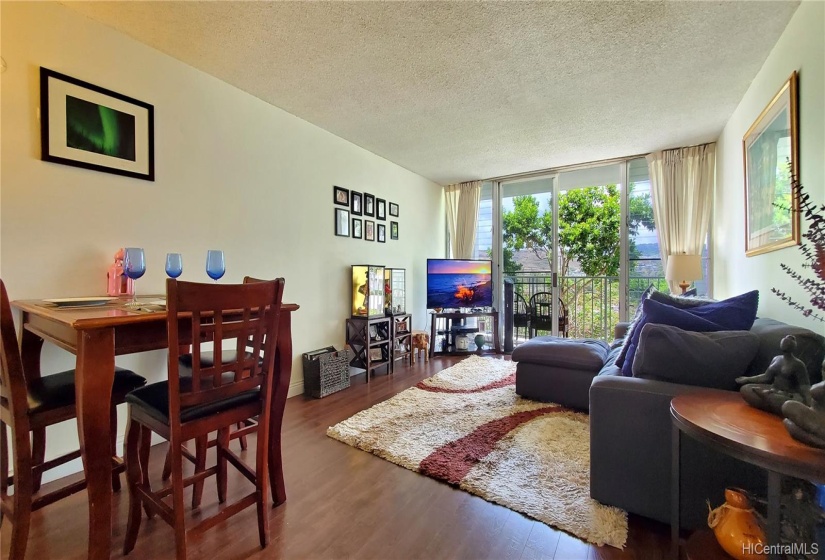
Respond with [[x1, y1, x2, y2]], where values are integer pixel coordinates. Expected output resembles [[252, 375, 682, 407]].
[[476, 141, 715, 184], [480, 152, 650, 184]]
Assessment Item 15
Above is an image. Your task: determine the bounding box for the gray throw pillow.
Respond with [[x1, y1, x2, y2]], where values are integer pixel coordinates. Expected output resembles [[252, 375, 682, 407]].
[[648, 289, 717, 309], [615, 287, 718, 368], [631, 323, 760, 390]]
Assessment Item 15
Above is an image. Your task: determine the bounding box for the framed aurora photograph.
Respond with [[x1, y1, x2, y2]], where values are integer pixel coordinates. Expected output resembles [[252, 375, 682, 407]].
[[40, 67, 155, 181]]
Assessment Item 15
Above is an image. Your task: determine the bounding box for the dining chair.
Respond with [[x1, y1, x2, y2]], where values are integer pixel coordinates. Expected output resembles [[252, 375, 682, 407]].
[[123, 277, 285, 560], [528, 291, 569, 338], [0, 279, 146, 560], [160, 276, 268, 505]]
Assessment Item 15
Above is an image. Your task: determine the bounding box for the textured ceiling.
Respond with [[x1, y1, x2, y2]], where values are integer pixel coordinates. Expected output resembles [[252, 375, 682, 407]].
[[63, 1, 799, 185]]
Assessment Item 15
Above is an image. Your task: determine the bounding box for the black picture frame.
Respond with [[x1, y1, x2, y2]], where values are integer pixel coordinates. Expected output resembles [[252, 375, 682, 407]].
[[377, 223, 386, 243], [390, 221, 399, 240], [352, 217, 362, 239], [365, 219, 375, 241], [364, 193, 375, 217], [334, 208, 350, 237], [351, 190, 362, 215], [334, 185, 350, 206], [40, 67, 154, 181], [389, 202, 399, 217], [377, 198, 387, 221]]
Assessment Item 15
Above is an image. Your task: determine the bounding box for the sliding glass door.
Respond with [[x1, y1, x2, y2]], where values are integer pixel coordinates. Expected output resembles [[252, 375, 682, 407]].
[[472, 156, 711, 346], [498, 162, 624, 342], [500, 175, 559, 340]]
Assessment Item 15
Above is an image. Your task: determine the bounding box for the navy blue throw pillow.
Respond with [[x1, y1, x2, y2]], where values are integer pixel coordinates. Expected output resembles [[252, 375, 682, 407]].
[[620, 290, 759, 377]]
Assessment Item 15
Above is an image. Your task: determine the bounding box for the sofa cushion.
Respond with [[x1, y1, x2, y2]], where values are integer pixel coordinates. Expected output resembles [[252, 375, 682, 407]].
[[745, 318, 825, 383], [615, 289, 718, 369], [631, 324, 760, 390], [648, 290, 717, 309], [620, 291, 760, 376], [512, 336, 609, 371]]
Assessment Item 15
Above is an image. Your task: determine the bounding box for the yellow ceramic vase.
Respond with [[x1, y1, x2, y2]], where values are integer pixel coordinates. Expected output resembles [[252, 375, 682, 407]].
[[707, 488, 767, 560]]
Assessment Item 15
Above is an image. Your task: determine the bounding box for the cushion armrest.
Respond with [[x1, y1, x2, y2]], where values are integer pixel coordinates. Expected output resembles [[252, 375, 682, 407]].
[[589, 376, 764, 528]]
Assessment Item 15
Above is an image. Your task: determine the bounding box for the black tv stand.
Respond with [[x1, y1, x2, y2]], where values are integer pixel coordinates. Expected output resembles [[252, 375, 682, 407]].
[[429, 310, 501, 358]]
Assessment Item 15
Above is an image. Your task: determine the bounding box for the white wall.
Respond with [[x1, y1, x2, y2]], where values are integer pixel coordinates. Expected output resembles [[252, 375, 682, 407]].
[[714, 0, 824, 334], [1, 2, 445, 479]]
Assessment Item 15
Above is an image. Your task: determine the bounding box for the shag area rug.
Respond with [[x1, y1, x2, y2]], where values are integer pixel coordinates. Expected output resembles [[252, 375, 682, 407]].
[[327, 355, 628, 548]]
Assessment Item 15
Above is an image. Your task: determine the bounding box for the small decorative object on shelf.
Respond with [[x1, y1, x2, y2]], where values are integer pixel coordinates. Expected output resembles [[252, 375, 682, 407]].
[[384, 268, 406, 315], [707, 488, 767, 560], [474, 333, 486, 351], [351, 265, 385, 318], [736, 335, 811, 416], [455, 334, 470, 351]]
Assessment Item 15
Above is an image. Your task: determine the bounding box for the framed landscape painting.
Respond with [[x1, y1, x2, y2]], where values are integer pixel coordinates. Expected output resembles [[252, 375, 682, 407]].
[[40, 67, 154, 181], [743, 71, 799, 257]]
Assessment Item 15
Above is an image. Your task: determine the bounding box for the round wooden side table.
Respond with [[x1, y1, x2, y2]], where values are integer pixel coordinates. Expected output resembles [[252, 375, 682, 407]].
[[670, 390, 825, 560]]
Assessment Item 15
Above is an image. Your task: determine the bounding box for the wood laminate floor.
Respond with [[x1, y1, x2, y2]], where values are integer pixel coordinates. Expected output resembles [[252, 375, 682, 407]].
[[1, 356, 671, 560]]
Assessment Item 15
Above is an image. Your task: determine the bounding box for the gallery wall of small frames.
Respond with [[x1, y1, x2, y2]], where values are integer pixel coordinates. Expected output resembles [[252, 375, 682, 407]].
[[333, 185, 399, 242]]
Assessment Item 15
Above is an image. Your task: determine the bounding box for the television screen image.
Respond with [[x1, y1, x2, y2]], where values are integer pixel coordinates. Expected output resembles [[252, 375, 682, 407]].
[[427, 259, 493, 309]]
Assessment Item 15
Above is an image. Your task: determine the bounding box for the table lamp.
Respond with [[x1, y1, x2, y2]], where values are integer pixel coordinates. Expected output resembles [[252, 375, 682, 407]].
[[666, 254, 702, 294]]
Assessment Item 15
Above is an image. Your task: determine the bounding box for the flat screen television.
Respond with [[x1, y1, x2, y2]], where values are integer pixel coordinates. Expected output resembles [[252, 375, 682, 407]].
[[426, 259, 493, 309]]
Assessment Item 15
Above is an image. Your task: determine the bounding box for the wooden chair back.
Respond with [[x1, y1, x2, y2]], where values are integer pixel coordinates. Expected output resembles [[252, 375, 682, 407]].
[[0, 280, 29, 427], [165, 278, 285, 418]]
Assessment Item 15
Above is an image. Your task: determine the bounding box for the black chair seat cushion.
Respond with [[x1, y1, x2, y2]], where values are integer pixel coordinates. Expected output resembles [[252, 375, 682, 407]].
[[126, 381, 259, 425], [27, 367, 146, 415]]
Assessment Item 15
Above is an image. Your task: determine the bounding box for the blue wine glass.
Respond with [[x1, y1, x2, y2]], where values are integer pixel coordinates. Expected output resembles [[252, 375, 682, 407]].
[[123, 247, 146, 304], [205, 250, 225, 282], [165, 253, 183, 278]]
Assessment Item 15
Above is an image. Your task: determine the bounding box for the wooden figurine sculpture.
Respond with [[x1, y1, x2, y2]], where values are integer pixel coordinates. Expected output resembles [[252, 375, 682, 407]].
[[735, 335, 811, 416], [411, 331, 429, 363], [782, 374, 825, 449]]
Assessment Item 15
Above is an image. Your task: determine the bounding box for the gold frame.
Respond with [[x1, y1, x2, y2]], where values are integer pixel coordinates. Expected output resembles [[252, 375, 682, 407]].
[[743, 71, 800, 257]]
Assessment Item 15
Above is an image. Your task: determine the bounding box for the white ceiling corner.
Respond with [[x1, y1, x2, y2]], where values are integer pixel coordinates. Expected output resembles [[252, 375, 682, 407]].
[[63, 1, 800, 185]]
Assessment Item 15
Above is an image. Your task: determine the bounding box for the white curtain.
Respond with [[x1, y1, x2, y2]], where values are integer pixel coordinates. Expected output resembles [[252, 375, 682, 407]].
[[445, 181, 482, 259], [646, 144, 715, 294]]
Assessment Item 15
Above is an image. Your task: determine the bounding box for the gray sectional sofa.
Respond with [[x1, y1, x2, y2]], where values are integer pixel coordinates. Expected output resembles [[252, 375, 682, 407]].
[[512, 317, 825, 529]]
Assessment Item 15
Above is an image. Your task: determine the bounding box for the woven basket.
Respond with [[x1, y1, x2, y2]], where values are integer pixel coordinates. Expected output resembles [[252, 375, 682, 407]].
[[302, 346, 351, 398]]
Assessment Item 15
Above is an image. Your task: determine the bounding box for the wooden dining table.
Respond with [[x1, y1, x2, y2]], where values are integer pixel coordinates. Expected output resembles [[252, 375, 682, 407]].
[[11, 296, 299, 560]]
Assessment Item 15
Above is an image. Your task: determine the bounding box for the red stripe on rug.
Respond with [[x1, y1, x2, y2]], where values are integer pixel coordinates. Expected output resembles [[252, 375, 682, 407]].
[[416, 372, 516, 394], [419, 405, 563, 485]]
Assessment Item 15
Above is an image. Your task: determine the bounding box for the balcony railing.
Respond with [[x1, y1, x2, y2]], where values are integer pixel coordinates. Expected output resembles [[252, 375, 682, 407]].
[[506, 272, 668, 341]]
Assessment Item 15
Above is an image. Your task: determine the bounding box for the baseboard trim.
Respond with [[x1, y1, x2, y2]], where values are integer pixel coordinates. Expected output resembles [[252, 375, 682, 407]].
[[288, 380, 304, 398]]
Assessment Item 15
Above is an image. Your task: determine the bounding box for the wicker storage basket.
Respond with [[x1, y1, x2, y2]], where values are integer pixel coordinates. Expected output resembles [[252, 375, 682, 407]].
[[302, 346, 352, 398]]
